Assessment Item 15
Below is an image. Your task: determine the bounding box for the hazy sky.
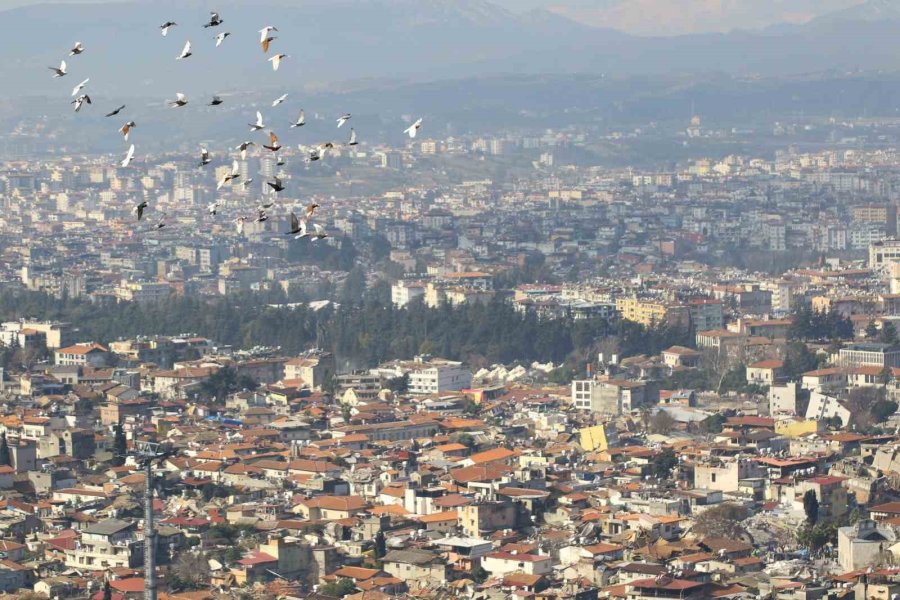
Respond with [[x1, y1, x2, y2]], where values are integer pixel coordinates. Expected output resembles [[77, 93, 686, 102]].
[[0, 0, 870, 35]]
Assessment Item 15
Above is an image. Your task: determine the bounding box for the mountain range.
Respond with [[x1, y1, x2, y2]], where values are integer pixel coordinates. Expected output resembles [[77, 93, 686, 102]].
[[2, 0, 900, 100]]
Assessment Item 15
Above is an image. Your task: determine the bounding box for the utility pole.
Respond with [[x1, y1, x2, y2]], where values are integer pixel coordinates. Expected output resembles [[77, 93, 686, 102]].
[[129, 441, 174, 600]]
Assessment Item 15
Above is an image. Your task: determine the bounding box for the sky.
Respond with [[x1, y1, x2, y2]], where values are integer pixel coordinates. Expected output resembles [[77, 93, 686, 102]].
[[0, 0, 871, 35]]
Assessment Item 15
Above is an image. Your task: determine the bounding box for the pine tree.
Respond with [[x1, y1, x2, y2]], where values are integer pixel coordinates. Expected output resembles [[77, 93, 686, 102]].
[[374, 530, 386, 559], [803, 489, 819, 525], [112, 424, 126, 467], [0, 434, 11, 468]]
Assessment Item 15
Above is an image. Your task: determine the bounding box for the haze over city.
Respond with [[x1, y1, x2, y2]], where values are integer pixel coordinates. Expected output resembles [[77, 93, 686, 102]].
[[3, 1, 900, 600]]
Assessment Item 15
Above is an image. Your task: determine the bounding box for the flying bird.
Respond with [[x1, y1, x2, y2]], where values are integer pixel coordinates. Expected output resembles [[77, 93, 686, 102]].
[[276, 156, 285, 166], [133, 200, 148, 221], [69, 42, 84, 56], [242, 178, 254, 189], [217, 160, 241, 190], [405, 118, 423, 138], [214, 32, 231, 47], [209, 96, 223, 106], [268, 53, 287, 71], [203, 12, 223, 28], [305, 203, 320, 219], [119, 121, 136, 141], [261, 35, 277, 53], [348, 128, 358, 146], [310, 223, 328, 241], [207, 201, 219, 216], [235, 217, 246, 235], [263, 131, 281, 152], [305, 149, 321, 163], [249, 111, 265, 131], [290, 109, 305, 128], [121, 144, 135, 167], [255, 208, 269, 223], [259, 26, 278, 43], [169, 92, 188, 108], [336, 114, 351, 128], [286, 212, 304, 235], [71, 94, 91, 112], [49, 60, 67, 78], [236, 141, 255, 160], [154, 212, 167, 230], [177, 40, 192, 60], [199, 148, 211, 166], [258, 200, 275, 210], [159, 21, 177, 36], [105, 105, 126, 117], [267, 176, 285, 192], [71, 78, 89, 97], [272, 94, 288, 107]]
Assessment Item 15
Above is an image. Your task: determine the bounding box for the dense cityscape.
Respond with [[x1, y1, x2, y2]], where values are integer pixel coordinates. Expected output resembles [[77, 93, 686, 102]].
[[10, 1, 900, 600]]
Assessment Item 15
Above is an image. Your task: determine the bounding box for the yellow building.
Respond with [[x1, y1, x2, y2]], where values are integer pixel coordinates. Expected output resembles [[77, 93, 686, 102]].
[[775, 418, 825, 438], [615, 297, 669, 327], [579, 424, 613, 452]]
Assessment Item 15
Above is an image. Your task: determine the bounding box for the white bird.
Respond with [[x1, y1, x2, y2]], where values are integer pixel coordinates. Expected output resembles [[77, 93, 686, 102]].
[[119, 121, 136, 141], [159, 21, 177, 36], [214, 32, 231, 47], [235, 217, 246, 235], [268, 53, 287, 71], [207, 201, 219, 216], [177, 40, 192, 60], [249, 111, 265, 131], [348, 128, 358, 146], [337, 113, 351, 128], [259, 26, 278, 43], [69, 42, 84, 56], [199, 148, 211, 166], [293, 217, 308, 239], [217, 160, 241, 190], [71, 94, 91, 112], [49, 60, 67, 78], [121, 144, 135, 167], [290, 109, 305, 128], [203, 11, 223, 28], [311, 223, 327, 241], [405, 118, 423, 138], [272, 94, 288, 107], [169, 92, 188, 108], [71, 78, 89, 97], [261, 35, 277, 53], [236, 141, 255, 160], [133, 200, 148, 221]]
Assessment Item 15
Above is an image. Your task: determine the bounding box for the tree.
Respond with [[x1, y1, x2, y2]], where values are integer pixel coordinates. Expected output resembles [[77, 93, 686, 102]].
[[374, 530, 386, 559], [651, 447, 678, 479], [866, 320, 879, 339], [170, 551, 211, 591], [385, 373, 409, 393], [650, 411, 676, 435], [111, 424, 126, 467], [803, 490, 819, 525], [199, 367, 258, 404], [883, 322, 899, 346], [471, 564, 489, 583], [782, 341, 821, 379], [692, 503, 750, 539], [319, 579, 357, 597], [0, 434, 11, 468]]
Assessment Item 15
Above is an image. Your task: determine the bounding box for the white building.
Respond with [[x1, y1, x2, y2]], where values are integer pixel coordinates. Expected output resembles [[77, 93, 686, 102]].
[[391, 281, 426, 308]]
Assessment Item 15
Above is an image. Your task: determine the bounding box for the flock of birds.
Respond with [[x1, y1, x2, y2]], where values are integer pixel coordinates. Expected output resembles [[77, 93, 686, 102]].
[[48, 11, 426, 235]]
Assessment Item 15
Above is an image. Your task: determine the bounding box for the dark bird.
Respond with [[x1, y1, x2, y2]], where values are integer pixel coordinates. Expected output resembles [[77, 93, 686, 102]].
[[105, 105, 126, 117], [263, 131, 282, 152], [267, 176, 285, 193], [203, 11, 223, 28]]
